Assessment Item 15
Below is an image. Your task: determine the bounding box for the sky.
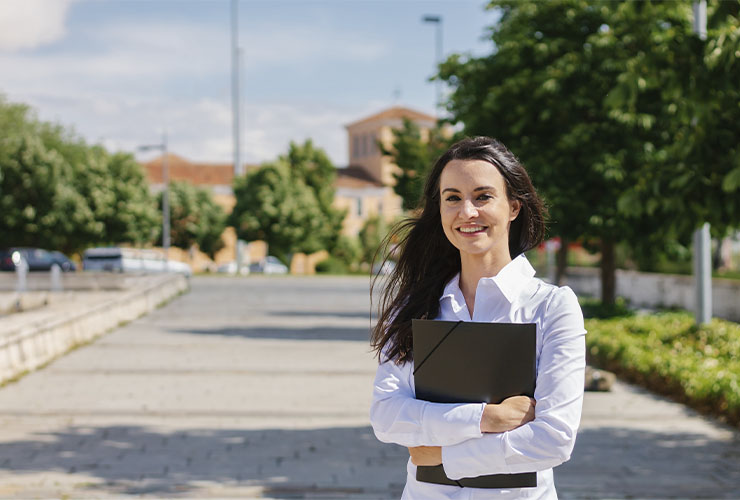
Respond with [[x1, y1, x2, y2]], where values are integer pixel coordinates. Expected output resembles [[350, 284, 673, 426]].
[[0, 0, 497, 167]]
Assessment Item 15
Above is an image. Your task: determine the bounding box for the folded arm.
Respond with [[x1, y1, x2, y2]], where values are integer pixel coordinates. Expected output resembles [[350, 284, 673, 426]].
[[441, 287, 586, 479], [370, 354, 485, 447]]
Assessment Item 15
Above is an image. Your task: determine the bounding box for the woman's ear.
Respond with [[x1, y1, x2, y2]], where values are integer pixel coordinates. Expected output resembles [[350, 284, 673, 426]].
[[510, 199, 521, 221]]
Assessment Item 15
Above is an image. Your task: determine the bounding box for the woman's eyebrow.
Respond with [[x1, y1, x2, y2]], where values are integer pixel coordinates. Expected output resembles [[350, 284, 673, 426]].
[[441, 186, 496, 194]]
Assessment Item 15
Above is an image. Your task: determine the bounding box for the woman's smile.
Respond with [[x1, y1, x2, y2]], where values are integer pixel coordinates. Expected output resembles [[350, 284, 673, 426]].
[[457, 224, 488, 235]]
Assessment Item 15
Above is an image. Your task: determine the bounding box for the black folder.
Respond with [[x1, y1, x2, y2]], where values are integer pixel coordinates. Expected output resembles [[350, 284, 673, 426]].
[[412, 319, 537, 489]]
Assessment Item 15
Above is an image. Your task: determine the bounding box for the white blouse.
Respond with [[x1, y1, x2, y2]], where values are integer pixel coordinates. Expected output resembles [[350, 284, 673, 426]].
[[370, 255, 586, 500]]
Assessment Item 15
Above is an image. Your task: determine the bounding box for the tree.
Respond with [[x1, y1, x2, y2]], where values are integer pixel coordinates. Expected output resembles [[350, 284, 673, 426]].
[[381, 118, 453, 211], [358, 215, 390, 266], [101, 151, 160, 246], [605, 2, 740, 248], [283, 140, 346, 250], [229, 161, 337, 264], [0, 133, 96, 254], [0, 95, 160, 253], [438, 0, 740, 304], [159, 181, 226, 258]]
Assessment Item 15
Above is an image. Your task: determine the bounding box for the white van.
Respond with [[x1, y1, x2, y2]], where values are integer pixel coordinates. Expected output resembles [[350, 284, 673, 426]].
[[82, 247, 192, 276]]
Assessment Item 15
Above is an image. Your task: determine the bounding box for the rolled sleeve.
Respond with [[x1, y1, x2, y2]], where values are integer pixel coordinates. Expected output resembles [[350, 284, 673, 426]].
[[440, 287, 586, 478], [370, 356, 485, 447]]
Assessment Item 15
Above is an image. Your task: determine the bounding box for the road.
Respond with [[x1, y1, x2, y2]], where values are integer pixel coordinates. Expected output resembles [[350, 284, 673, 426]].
[[0, 275, 738, 499]]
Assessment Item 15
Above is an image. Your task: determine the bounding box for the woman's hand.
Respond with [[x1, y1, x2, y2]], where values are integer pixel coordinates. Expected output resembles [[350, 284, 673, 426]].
[[408, 446, 442, 466], [480, 395, 536, 433]]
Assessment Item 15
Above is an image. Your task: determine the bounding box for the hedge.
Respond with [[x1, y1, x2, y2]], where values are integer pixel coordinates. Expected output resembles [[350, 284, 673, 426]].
[[584, 309, 740, 427]]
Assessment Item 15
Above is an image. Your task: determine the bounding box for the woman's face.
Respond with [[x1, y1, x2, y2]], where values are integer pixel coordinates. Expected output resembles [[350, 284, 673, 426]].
[[439, 159, 521, 263]]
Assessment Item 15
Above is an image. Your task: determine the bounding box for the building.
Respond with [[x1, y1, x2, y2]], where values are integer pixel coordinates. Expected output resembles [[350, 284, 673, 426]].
[[143, 153, 242, 213], [345, 106, 437, 186], [140, 105, 438, 265], [334, 106, 437, 235]]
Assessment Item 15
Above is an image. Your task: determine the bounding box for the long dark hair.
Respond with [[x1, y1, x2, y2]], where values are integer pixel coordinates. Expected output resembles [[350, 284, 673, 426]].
[[370, 136, 546, 364]]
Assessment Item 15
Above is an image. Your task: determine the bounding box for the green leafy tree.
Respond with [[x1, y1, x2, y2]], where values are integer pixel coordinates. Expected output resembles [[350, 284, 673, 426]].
[[323, 235, 363, 273], [358, 215, 390, 266], [101, 151, 160, 245], [0, 97, 95, 253], [157, 181, 226, 258], [438, 0, 740, 304], [0, 133, 96, 254], [381, 118, 453, 211], [283, 140, 346, 250], [605, 2, 740, 251], [229, 161, 337, 264], [0, 95, 160, 253], [37, 122, 159, 247]]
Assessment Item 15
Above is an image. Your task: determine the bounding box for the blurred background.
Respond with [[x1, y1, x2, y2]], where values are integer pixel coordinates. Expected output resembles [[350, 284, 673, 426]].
[[1, 1, 739, 497]]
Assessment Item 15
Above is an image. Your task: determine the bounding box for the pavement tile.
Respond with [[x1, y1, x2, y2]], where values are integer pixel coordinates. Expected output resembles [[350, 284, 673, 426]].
[[0, 276, 738, 499]]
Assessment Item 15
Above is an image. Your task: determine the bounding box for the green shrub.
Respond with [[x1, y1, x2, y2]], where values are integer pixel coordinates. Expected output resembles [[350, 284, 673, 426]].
[[580, 297, 633, 319], [585, 311, 740, 427], [315, 256, 348, 275]]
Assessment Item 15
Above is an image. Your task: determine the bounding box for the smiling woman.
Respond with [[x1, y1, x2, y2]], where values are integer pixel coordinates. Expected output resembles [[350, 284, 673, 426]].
[[369, 137, 586, 500]]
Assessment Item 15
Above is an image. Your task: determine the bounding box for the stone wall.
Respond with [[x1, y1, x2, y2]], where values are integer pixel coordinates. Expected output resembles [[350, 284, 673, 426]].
[[0, 274, 189, 385], [564, 267, 740, 322]]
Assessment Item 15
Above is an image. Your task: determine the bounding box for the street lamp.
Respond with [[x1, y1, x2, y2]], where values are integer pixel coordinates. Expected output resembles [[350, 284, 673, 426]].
[[692, 0, 711, 325], [422, 14, 443, 114], [232, 0, 246, 274], [139, 132, 170, 270]]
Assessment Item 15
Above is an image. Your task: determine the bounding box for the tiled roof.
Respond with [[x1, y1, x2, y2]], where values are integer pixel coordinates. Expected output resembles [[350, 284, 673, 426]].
[[335, 165, 384, 189], [142, 154, 258, 186], [345, 106, 436, 129]]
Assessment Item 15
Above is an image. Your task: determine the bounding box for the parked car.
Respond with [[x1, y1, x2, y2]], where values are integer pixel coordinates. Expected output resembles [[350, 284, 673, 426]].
[[82, 247, 192, 276], [215, 261, 250, 275], [249, 256, 288, 274], [50, 251, 77, 272], [0, 247, 76, 272]]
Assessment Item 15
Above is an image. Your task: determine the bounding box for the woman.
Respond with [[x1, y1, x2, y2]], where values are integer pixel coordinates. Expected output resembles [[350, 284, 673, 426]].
[[370, 137, 586, 499]]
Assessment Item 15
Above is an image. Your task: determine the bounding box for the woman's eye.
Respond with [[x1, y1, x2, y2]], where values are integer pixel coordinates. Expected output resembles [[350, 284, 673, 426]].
[[477, 194, 493, 201], [445, 195, 460, 202]]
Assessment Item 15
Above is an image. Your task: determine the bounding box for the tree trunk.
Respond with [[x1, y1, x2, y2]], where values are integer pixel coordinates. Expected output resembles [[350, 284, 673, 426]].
[[712, 237, 722, 271], [600, 238, 616, 306], [555, 239, 568, 286]]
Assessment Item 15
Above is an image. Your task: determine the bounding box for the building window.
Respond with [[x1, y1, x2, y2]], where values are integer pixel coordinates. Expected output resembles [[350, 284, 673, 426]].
[[357, 197, 363, 217], [353, 136, 360, 158]]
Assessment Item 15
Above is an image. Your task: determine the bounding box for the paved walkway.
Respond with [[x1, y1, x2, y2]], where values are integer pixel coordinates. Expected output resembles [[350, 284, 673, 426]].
[[0, 276, 738, 499]]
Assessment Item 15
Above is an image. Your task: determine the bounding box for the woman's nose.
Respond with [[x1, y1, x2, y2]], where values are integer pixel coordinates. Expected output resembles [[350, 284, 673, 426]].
[[460, 199, 478, 218]]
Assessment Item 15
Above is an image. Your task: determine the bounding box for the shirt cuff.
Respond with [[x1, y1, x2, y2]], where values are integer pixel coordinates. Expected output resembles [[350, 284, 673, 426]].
[[441, 433, 509, 480], [423, 402, 485, 444]]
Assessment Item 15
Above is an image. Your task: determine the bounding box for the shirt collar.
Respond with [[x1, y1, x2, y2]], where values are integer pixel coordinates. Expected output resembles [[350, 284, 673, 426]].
[[440, 254, 536, 306]]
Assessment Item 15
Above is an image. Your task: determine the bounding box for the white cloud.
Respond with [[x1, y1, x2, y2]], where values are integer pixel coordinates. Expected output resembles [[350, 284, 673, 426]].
[[5, 85, 373, 167], [0, 0, 75, 51], [0, 5, 398, 169]]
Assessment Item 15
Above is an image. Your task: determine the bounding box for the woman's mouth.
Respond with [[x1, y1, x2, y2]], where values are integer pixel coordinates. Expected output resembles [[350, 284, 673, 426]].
[[457, 225, 487, 234]]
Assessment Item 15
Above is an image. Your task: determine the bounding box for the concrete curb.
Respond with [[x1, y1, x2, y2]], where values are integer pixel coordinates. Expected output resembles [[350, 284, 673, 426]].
[[0, 274, 189, 385]]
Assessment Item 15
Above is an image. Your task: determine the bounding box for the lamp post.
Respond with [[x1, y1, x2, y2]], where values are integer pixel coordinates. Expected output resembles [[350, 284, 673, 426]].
[[692, 0, 711, 325], [422, 14, 443, 114], [232, 0, 246, 274], [139, 132, 170, 270]]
